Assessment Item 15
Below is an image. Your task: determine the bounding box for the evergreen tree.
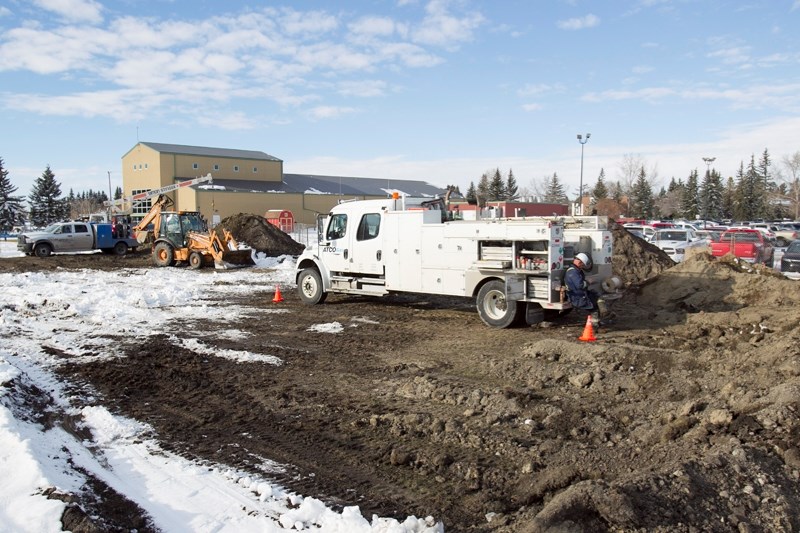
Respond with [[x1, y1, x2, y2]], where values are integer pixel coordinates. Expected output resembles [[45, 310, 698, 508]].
[[476, 173, 490, 206], [736, 155, 763, 220], [505, 169, 519, 201], [700, 168, 724, 222], [628, 167, 655, 219], [488, 168, 505, 201], [722, 176, 736, 220], [0, 157, 26, 232], [29, 165, 67, 226], [114, 186, 123, 200], [681, 169, 700, 220], [591, 169, 608, 202], [543, 173, 567, 203], [757, 148, 774, 219], [466, 181, 477, 203]]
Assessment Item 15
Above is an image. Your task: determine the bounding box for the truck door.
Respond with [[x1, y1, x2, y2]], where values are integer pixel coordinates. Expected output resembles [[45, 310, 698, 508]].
[[351, 212, 384, 275], [320, 213, 351, 274], [71, 223, 94, 251]]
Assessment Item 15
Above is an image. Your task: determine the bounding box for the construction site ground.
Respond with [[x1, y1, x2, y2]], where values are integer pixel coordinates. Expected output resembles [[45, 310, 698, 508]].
[[2, 219, 799, 532]]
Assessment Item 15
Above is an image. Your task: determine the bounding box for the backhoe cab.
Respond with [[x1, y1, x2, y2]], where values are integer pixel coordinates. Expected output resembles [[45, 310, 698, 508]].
[[134, 195, 254, 269]]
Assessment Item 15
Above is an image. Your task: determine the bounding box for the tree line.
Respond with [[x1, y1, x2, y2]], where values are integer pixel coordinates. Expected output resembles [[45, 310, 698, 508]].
[[452, 148, 800, 223], [0, 158, 122, 232]]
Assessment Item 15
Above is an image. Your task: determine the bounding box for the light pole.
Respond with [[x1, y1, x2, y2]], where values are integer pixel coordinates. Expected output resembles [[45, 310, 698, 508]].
[[577, 133, 591, 215], [701, 157, 715, 227]]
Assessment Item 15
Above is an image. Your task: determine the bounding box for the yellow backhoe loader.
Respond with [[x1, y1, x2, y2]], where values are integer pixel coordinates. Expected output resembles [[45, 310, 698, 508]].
[[133, 195, 255, 269]]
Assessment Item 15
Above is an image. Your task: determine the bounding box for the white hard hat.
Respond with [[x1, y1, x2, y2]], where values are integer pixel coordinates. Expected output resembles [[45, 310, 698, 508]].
[[575, 253, 591, 265]]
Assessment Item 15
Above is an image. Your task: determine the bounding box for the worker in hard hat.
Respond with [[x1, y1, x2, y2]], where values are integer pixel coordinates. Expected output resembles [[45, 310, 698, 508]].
[[564, 253, 602, 324]]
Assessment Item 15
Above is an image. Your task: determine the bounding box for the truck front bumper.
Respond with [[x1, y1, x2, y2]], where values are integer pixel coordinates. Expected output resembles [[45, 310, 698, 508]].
[[17, 242, 34, 254]]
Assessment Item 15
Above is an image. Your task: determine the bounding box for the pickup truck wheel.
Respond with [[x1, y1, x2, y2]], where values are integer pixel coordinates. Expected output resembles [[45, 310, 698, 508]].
[[298, 268, 327, 305], [153, 242, 175, 267], [476, 280, 523, 328], [34, 243, 53, 258], [188, 252, 203, 270], [113, 242, 128, 256]]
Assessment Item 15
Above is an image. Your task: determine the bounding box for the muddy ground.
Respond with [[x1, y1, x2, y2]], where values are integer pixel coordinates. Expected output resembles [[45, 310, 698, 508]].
[[3, 221, 800, 532]]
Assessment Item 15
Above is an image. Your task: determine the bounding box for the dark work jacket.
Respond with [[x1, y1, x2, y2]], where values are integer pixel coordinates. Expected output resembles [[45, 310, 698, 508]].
[[564, 265, 594, 310]]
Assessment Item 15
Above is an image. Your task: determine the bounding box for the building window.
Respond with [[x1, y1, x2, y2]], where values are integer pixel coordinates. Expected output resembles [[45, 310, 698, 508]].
[[213, 164, 219, 171], [144, 163, 148, 169], [131, 190, 153, 220], [252, 166, 258, 173], [234, 165, 239, 172], [193, 163, 199, 170], [132, 164, 137, 170]]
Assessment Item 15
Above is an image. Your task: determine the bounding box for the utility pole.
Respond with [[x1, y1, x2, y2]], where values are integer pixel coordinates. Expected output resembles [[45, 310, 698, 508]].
[[577, 133, 591, 215]]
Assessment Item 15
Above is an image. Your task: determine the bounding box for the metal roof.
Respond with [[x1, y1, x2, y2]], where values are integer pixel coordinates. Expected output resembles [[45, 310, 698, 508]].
[[138, 142, 282, 162], [187, 173, 446, 198]]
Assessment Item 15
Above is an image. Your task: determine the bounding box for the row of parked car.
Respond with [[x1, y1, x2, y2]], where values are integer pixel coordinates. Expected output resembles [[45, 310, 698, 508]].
[[622, 220, 800, 274]]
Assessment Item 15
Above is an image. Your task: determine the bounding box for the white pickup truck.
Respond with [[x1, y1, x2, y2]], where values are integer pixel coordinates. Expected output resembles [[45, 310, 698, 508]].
[[651, 229, 706, 262], [17, 220, 139, 257]]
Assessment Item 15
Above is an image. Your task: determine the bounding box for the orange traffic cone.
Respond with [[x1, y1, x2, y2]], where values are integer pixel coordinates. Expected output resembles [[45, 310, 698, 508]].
[[272, 285, 284, 303], [578, 315, 596, 342]]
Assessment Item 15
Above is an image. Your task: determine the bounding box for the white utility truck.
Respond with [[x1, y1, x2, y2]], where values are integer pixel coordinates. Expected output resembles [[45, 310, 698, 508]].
[[296, 195, 614, 328]]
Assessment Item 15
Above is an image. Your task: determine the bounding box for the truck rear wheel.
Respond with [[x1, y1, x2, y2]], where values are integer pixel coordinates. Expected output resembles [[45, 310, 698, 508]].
[[153, 242, 175, 267], [113, 242, 128, 256], [34, 243, 53, 258], [298, 267, 327, 305], [476, 280, 522, 328]]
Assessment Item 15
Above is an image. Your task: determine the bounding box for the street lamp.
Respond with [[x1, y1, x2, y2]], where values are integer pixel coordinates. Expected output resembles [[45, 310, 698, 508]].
[[577, 133, 591, 215], [701, 157, 715, 228], [702, 157, 715, 175]]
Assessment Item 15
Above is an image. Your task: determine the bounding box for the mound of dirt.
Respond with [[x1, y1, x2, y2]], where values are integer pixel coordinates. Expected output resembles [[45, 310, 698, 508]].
[[609, 219, 675, 285], [215, 213, 305, 257]]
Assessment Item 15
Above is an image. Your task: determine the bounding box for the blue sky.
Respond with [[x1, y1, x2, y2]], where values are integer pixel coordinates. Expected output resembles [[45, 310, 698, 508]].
[[1, 0, 799, 199]]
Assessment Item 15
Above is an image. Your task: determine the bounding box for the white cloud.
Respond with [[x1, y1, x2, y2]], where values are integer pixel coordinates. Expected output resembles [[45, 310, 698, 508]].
[[557, 14, 600, 30], [32, 0, 103, 24], [307, 106, 357, 120], [412, 0, 485, 48], [349, 16, 397, 37], [0, 7, 12, 17], [522, 103, 542, 111], [517, 83, 563, 97], [279, 9, 339, 35], [338, 80, 388, 97]]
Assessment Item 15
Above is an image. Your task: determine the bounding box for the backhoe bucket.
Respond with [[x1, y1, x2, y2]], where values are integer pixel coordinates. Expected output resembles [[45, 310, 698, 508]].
[[214, 249, 255, 269]]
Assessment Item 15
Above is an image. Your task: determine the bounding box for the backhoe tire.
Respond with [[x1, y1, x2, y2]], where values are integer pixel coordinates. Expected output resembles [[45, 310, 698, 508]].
[[476, 279, 522, 328], [113, 241, 128, 256], [298, 267, 327, 305], [188, 252, 203, 270], [34, 243, 53, 258], [153, 242, 175, 267]]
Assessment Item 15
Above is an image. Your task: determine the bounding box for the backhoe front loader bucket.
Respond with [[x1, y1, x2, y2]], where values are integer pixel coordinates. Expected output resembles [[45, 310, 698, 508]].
[[211, 229, 255, 269], [215, 248, 256, 269]]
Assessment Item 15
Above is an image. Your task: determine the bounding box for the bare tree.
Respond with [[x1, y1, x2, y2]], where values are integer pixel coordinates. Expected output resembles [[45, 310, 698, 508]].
[[779, 151, 800, 219], [617, 154, 660, 193]]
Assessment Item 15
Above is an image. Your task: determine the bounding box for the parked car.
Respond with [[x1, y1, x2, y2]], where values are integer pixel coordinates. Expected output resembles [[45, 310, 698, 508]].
[[694, 230, 722, 244], [711, 228, 774, 265], [780, 240, 800, 273], [651, 229, 707, 262], [623, 224, 656, 241]]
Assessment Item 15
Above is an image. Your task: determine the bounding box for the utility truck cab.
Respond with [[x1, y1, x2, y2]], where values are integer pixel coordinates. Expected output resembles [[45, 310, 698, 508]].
[[296, 195, 615, 328]]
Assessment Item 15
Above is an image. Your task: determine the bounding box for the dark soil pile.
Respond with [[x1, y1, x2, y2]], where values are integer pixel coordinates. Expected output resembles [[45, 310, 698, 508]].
[[609, 218, 675, 285], [215, 213, 305, 257]]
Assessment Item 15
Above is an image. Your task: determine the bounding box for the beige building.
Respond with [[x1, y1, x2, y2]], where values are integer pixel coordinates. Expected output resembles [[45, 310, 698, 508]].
[[121, 142, 445, 227]]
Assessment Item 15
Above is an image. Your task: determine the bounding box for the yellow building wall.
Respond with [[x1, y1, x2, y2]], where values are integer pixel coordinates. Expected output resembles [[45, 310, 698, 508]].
[[193, 192, 379, 227]]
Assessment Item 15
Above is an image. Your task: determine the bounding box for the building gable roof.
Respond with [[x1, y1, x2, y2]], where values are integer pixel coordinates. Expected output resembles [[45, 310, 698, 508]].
[[135, 142, 282, 162]]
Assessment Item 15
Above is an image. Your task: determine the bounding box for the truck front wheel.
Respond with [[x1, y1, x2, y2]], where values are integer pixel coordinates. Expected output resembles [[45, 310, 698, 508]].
[[188, 252, 203, 270], [153, 242, 175, 267], [34, 243, 53, 258], [298, 268, 327, 305], [476, 280, 522, 328]]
